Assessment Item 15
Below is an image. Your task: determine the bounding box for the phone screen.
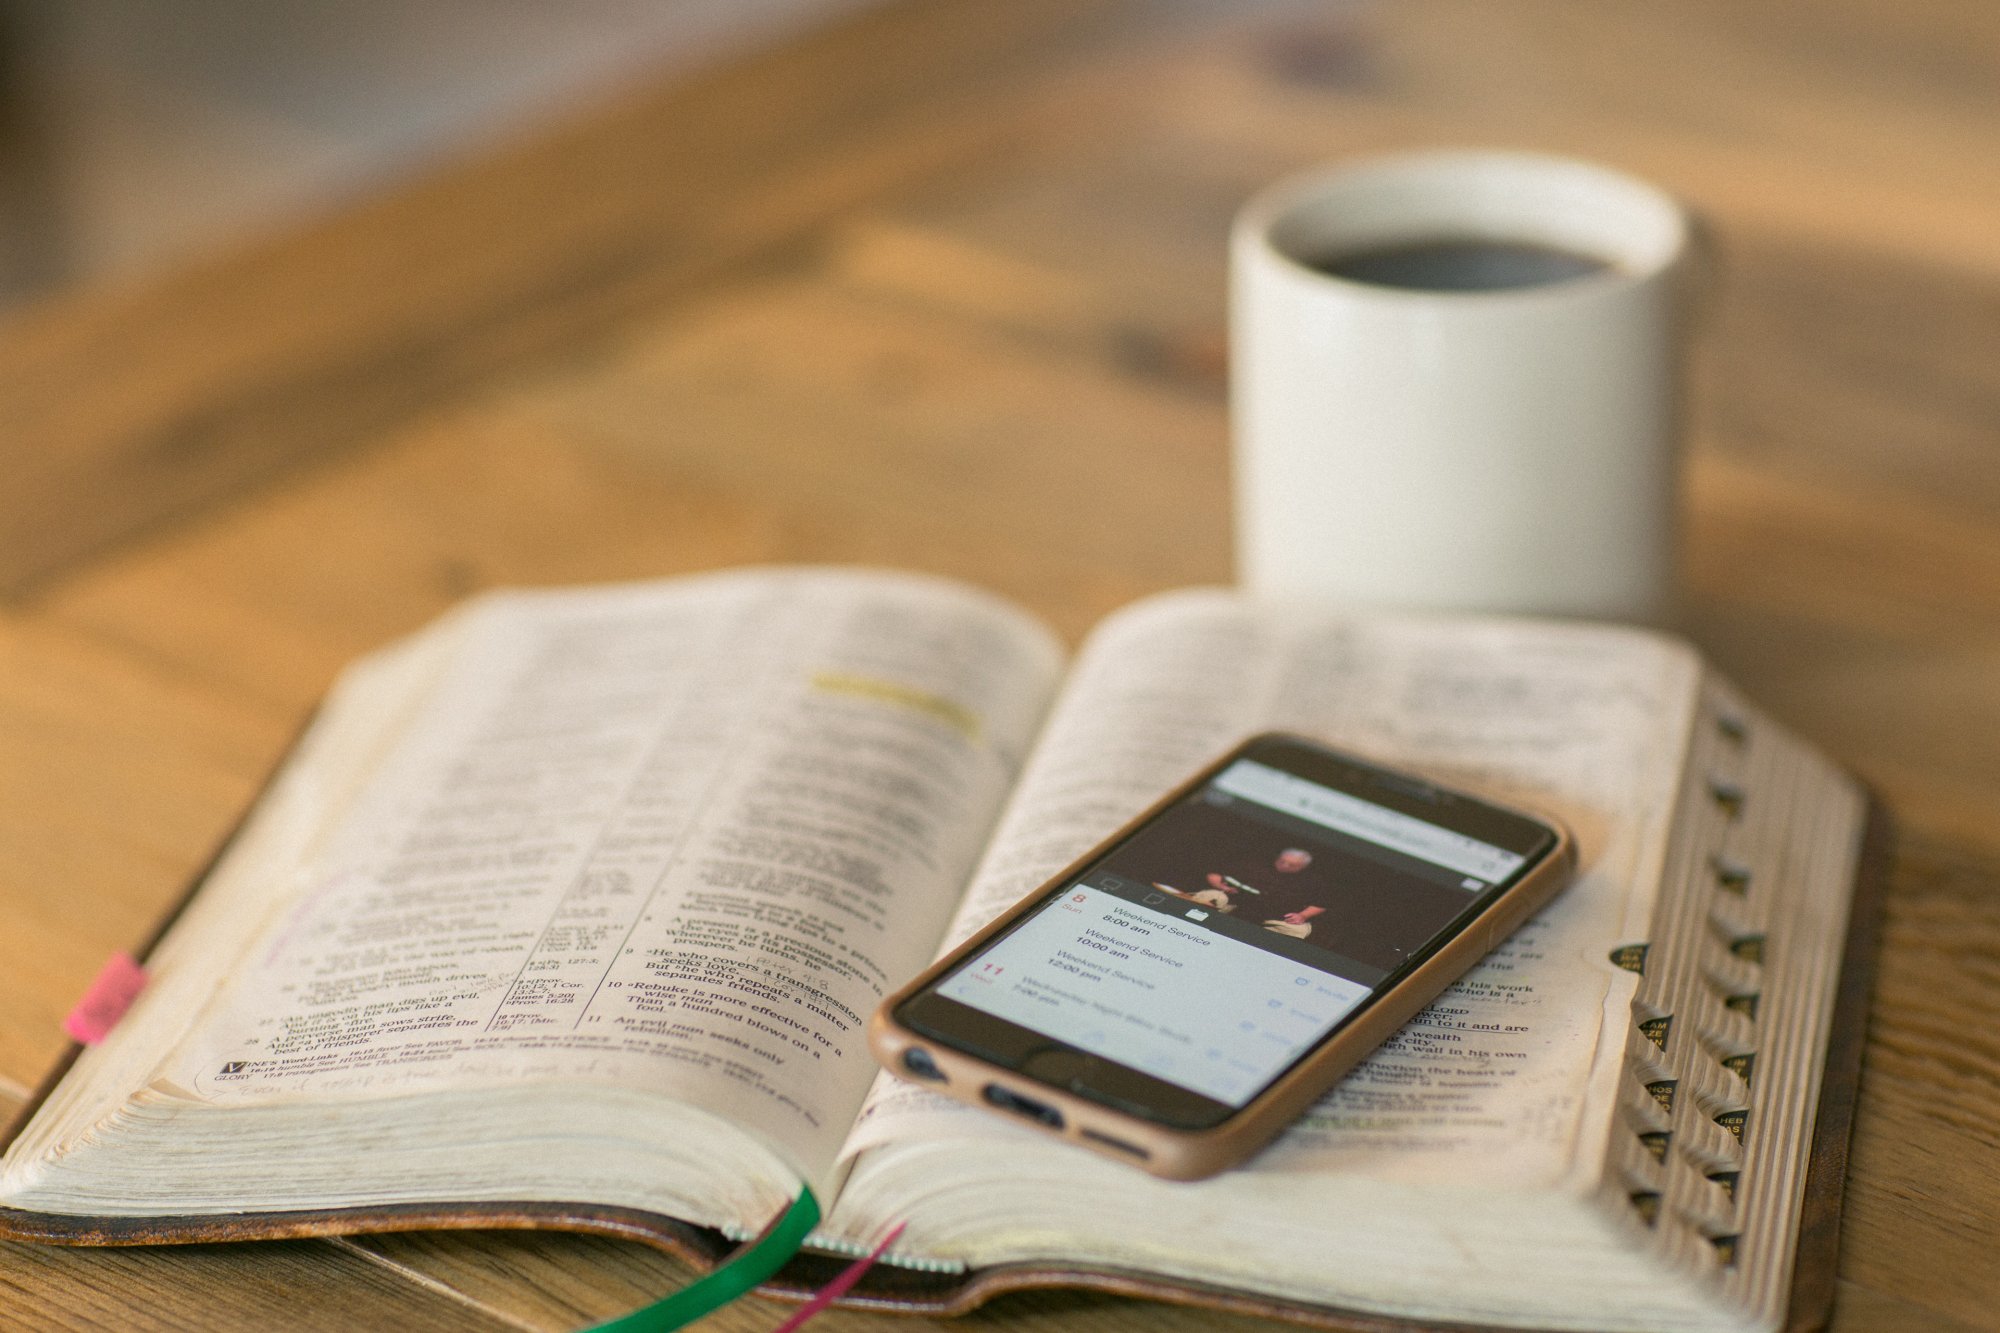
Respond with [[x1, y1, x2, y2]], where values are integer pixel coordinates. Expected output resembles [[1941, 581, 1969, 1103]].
[[897, 738, 1559, 1127]]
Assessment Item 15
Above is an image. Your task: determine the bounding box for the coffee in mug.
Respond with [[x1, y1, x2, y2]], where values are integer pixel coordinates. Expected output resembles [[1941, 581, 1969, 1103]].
[[1304, 238, 1613, 291]]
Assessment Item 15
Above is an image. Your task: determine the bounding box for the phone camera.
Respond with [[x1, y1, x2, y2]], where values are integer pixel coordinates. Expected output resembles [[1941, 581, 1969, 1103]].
[[902, 1048, 948, 1083], [1373, 774, 1443, 802]]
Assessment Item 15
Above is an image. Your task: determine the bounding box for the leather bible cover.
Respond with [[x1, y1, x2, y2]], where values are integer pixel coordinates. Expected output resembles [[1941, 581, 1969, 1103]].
[[0, 798, 1894, 1333]]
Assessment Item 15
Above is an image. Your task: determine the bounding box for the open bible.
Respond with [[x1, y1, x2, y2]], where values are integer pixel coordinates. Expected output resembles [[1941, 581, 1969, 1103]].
[[0, 569, 1885, 1332]]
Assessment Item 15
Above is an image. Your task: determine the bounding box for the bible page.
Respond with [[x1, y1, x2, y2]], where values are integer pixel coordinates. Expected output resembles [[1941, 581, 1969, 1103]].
[[159, 569, 1061, 1184], [832, 588, 1701, 1242]]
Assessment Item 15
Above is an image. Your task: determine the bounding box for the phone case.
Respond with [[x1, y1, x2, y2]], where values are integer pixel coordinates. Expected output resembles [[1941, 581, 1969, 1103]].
[[868, 736, 1578, 1181]]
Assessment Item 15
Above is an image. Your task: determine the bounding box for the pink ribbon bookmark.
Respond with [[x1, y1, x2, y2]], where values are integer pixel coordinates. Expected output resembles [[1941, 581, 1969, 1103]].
[[64, 952, 148, 1045], [769, 1221, 908, 1333]]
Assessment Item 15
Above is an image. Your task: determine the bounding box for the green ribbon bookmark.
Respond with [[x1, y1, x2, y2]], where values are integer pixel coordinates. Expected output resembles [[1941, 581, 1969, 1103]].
[[589, 1188, 821, 1332]]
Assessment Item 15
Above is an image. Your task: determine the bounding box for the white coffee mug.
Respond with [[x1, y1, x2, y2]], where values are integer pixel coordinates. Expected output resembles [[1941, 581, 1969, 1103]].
[[1230, 150, 1696, 621]]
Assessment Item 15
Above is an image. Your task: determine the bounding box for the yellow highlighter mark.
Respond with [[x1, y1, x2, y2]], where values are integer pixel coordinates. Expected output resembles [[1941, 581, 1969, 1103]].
[[811, 672, 982, 744]]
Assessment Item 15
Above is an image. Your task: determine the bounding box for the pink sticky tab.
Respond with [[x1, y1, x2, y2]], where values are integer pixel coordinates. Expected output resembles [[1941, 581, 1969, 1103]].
[[64, 952, 148, 1045]]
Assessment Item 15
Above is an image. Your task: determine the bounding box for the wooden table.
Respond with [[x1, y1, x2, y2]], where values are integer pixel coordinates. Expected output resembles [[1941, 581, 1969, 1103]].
[[4, 1, 1998, 1327]]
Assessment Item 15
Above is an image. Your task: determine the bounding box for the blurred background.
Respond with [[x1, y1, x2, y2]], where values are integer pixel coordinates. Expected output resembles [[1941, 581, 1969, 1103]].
[[0, 0, 873, 303]]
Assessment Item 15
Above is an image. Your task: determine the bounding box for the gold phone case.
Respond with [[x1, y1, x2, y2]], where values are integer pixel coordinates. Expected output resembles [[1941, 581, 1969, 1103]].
[[869, 736, 1577, 1181]]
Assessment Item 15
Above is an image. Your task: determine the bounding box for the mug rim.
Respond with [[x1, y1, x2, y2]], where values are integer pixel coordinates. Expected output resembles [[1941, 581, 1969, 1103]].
[[1234, 149, 1691, 305]]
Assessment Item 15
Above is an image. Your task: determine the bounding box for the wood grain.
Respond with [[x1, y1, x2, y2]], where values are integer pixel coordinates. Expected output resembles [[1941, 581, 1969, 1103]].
[[0, 1238, 506, 1333], [4, 0, 2000, 1328], [0, 616, 288, 1088], [0, 0, 1176, 597]]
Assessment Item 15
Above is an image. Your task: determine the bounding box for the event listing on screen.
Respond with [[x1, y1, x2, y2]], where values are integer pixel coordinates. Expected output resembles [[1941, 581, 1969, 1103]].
[[936, 760, 1526, 1106]]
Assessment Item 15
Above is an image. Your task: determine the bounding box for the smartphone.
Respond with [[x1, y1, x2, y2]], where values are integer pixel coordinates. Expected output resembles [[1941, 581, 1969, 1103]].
[[870, 733, 1575, 1180]]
